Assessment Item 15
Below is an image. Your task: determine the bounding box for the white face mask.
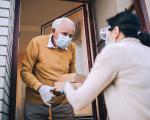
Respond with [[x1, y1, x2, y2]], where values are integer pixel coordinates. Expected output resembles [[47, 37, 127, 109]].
[[100, 26, 115, 45], [56, 34, 72, 49]]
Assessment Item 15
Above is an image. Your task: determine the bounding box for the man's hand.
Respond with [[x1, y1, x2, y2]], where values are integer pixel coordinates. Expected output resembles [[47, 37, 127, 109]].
[[39, 85, 56, 106]]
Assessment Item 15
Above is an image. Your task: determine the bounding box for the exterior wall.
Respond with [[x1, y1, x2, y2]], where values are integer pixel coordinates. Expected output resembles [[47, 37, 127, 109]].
[[95, 0, 118, 29], [95, 0, 133, 30], [0, 0, 15, 119], [116, 0, 133, 12]]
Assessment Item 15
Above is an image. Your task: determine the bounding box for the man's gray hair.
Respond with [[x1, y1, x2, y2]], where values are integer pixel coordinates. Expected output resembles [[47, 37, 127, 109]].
[[52, 17, 75, 31]]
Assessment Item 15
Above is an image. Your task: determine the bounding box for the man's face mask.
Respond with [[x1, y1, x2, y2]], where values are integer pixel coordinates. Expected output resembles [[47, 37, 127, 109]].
[[56, 34, 72, 49]]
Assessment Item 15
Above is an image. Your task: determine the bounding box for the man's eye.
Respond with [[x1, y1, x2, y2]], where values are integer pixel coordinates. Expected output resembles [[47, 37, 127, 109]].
[[62, 32, 73, 38], [69, 34, 73, 38]]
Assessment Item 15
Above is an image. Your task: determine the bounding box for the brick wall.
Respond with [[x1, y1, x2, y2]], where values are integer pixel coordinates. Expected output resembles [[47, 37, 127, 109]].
[[0, 0, 15, 119]]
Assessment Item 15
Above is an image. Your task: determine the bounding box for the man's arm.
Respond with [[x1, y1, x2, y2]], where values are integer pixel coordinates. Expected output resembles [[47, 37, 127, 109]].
[[69, 43, 76, 73], [20, 37, 42, 91]]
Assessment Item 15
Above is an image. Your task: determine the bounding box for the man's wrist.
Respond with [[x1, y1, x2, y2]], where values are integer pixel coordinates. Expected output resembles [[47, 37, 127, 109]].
[[37, 84, 43, 93]]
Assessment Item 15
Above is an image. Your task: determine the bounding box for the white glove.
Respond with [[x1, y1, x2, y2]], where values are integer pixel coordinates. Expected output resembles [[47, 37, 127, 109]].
[[39, 85, 56, 106]]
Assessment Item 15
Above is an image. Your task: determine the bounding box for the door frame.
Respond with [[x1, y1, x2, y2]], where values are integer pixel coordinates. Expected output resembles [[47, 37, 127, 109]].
[[9, 0, 20, 119], [41, 3, 98, 119], [135, 0, 150, 33], [127, 0, 150, 33]]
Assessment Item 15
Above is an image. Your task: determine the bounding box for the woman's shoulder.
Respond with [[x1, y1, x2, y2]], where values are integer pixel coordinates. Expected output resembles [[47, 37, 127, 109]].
[[102, 43, 126, 54], [96, 43, 128, 62]]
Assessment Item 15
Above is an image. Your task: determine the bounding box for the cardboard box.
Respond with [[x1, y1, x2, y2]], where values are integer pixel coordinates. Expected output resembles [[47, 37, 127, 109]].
[[55, 73, 86, 91], [57, 73, 86, 83], [55, 82, 82, 91]]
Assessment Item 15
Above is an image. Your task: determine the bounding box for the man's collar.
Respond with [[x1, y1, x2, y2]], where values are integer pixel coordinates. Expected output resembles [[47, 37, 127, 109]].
[[47, 34, 56, 48], [47, 34, 68, 51]]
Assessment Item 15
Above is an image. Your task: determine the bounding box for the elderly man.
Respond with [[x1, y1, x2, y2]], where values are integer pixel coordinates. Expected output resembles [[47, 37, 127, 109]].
[[21, 17, 76, 120]]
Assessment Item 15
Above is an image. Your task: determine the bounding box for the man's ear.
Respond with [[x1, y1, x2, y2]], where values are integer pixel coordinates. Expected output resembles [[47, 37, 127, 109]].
[[52, 28, 58, 41], [52, 28, 57, 37], [52, 28, 55, 34]]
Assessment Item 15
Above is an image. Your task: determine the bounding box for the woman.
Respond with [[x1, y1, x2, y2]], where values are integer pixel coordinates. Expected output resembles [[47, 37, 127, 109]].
[[64, 11, 150, 120]]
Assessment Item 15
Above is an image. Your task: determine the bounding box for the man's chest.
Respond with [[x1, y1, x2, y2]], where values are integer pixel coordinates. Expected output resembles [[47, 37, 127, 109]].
[[35, 49, 72, 72]]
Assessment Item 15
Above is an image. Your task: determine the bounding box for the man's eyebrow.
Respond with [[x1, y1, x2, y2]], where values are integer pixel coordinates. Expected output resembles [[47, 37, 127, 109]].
[[62, 32, 73, 35]]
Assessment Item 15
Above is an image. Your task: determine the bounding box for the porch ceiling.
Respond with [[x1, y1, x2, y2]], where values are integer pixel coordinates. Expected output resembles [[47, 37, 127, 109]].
[[21, 0, 80, 27]]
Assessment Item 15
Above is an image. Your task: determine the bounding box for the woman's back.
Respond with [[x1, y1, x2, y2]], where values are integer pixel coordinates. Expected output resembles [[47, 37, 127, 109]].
[[104, 37, 150, 120]]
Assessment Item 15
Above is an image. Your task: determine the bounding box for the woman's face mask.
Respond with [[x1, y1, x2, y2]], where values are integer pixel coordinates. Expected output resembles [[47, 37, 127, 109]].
[[56, 34, 72, 49], [99, 26, 116, 45]]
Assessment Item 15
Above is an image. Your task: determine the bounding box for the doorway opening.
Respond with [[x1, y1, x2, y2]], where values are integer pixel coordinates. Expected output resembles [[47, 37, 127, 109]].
[[16, 0, 97, 119]]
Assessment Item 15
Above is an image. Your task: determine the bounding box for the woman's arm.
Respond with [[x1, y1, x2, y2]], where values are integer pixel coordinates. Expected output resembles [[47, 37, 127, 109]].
[[64, 45, 120, 110]]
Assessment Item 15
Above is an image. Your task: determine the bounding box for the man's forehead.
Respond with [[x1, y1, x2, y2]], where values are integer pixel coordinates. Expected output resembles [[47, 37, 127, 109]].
[[56, 23, 75, 33]]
